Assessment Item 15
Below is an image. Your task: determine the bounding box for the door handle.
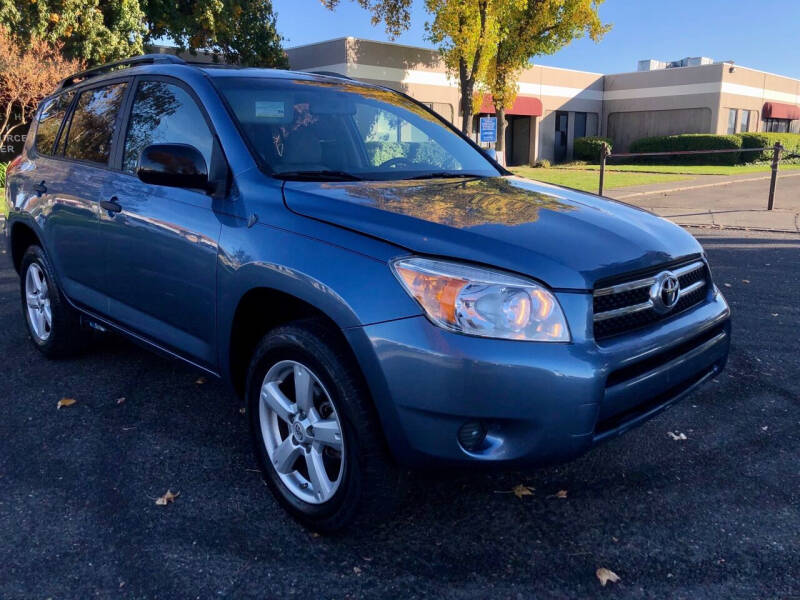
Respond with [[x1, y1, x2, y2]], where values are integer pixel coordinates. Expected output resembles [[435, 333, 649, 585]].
[[100, 197, 122, 214], [34, 181, 47, 196]]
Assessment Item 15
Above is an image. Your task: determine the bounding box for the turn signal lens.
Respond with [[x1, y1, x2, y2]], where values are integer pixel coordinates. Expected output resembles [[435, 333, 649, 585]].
[[391, 258, 570, 342]]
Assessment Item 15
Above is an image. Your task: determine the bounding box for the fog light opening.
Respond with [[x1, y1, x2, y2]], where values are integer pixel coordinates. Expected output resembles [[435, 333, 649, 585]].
[[458, 420, 488, 452]]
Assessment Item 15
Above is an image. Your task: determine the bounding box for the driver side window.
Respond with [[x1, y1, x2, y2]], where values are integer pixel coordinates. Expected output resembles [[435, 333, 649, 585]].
[[354, 104, 458, 170]]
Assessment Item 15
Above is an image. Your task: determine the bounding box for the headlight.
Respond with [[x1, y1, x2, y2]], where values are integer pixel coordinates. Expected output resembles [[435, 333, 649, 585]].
[[391, 257, 570, 342]]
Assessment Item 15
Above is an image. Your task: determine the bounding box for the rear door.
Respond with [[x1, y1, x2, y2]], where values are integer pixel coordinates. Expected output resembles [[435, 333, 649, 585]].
[[11, 91, 74, 256], [43, 80, 129, 311], [98, 77, 223, 367]]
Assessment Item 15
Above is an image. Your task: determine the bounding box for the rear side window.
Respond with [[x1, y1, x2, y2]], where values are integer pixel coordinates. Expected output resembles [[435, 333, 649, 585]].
[[122, 81, 213, 173], [63, 83, 127, 165], [35, 92, 74, 156]]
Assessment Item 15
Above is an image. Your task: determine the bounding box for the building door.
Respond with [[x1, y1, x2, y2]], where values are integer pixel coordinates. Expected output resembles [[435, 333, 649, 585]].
[[505, 116, 531, 166], [554, 111, 568, 163]]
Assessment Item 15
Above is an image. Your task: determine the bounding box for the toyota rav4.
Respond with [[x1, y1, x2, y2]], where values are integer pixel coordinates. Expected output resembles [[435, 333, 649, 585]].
[[3, 55, 731, 532]]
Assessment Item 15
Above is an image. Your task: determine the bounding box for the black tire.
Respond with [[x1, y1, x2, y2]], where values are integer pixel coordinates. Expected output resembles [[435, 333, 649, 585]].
[[19, 245, 90, 358], [246, 318, 401, 533]]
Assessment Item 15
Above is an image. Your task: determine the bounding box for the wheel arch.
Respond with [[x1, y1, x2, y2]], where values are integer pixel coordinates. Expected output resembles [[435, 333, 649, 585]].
[[226, 286, 363, 400], [9, 219, 44, 274]]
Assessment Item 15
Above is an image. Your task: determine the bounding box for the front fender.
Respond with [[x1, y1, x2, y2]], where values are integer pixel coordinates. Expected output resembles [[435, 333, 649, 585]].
[[215, 218, 421, 379]]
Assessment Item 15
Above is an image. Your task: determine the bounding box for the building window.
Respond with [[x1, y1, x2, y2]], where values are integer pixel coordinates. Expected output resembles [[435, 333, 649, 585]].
[[574, 112, 587, 140], [739, 109, 750, 133], [762, 118, 791, 133], [726, 109, 737, 134]]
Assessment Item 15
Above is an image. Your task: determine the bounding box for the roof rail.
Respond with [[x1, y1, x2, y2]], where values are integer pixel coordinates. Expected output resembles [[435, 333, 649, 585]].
[[56, 54, 186, 91], [308, 70, 353, 80]]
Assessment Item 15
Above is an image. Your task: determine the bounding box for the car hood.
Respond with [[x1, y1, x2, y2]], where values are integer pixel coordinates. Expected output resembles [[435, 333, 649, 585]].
[[282, 176, 703, 290]]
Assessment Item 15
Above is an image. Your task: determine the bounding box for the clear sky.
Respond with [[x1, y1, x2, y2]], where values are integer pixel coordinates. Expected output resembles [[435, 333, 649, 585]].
[[272, 0, 800, 79]]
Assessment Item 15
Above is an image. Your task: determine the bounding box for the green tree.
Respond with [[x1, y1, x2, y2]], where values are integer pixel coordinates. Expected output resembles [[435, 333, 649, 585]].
[[487, 0, 609, 154], [144, 0, 288, 67], [0, 0, 146, 64], [320, 0, 414, 39], [0, 0, 288, 68], [426, 0, 499, 134]]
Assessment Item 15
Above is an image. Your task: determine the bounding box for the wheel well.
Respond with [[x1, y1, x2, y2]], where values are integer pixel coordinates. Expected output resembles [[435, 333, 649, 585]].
[[9, 222, 40, 273], [229, 288, 354, 398]]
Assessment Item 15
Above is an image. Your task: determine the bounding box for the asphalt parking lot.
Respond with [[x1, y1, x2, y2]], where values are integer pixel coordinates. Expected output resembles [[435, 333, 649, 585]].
[[1, 229, 798, 599]]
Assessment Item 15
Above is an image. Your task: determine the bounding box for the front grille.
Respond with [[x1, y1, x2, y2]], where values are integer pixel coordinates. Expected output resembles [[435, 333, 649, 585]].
[[593, 260, 710, 341]]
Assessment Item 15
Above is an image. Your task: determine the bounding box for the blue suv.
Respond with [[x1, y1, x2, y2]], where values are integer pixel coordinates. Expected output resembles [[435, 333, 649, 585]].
[[4, 55, 731, 532]]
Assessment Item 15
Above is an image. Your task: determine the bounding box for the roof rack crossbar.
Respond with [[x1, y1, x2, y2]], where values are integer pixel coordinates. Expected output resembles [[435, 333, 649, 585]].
[[56, 54, 186, 91]]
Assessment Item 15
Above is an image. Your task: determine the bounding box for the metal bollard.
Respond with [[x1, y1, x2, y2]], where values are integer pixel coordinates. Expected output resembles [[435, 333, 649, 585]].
[[598, 144, 608, 196], [767, 142, 783, 211]]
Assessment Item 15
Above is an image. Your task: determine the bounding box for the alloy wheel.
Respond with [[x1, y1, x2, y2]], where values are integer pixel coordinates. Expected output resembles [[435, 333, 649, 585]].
[[259, 360, 345, 504], [25, 263, 52, 342]]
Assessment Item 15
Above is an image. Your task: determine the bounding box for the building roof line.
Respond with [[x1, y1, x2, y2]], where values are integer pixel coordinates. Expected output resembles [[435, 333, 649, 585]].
[[287, 38, 800, 85]]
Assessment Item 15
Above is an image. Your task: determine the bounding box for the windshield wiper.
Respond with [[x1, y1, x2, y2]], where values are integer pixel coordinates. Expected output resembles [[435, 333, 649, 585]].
[[404, 172, 486, 180], [273, 170, 363, 181]]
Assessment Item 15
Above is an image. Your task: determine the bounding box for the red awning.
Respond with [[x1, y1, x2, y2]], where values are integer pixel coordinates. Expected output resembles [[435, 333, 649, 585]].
[[479, 94, 543, 117], [762, 102, 800, 120]]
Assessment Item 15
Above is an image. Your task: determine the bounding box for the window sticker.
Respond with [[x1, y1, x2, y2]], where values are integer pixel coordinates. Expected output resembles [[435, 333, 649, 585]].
[[255, 101, 286, 119]]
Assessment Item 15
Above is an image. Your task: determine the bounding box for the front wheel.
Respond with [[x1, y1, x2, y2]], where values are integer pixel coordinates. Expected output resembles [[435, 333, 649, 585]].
[[247, 319, 400, 533]]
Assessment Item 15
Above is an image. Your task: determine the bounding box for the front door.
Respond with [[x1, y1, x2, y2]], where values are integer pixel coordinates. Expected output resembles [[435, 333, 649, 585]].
[[99, 78, 222, 367], [554, 111, 568, 163]]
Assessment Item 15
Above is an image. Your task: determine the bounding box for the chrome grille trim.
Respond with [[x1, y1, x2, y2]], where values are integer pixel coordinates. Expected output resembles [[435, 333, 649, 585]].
[[679, 279, 706, 297], [592, 261, 709, 338], [594, 300, 653, 321], [593, 261, 705, 298]]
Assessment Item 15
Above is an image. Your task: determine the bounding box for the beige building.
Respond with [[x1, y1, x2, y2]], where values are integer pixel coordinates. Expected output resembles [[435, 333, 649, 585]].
[[287, 37, 800, 165]]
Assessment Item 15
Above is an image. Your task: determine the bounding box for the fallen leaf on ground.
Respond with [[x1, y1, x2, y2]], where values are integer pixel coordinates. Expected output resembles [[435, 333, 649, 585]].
[[723, 283, 732, 288], [741, 279, 750, 284], [596, 567, 620, 586], [239, 407, 246, 415], [771, 313, 779, 317], [155, 490, 180, 506], [116, 397, 126, 405], [353, 566, 362, 575], [555, 489, 568, 499], [195, 376, 207, 385], [57, 398, 76, 410], [512, 484, 534, 499], [667, 431, 687, 441]]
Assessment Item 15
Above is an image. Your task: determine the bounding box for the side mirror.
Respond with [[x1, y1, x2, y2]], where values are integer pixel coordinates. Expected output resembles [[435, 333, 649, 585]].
[[137, 144, 210, 191], [482, 147, 497, 161]]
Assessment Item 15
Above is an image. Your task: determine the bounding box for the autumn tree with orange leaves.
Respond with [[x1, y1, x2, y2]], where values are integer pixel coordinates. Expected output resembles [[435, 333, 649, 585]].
[[0, 27, 81, 153]]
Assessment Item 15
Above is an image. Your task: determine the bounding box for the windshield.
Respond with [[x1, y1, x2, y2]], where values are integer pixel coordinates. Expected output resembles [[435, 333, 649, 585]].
[[216, 77, 501, 180]]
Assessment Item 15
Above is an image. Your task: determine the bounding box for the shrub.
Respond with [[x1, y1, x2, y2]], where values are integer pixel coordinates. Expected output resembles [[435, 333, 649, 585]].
[[573, 137, 612, 162], [0, 161, 7, 188], [532, 159, 550, 168], [628, 134, 743, 165], [737, 132, 800, 162]]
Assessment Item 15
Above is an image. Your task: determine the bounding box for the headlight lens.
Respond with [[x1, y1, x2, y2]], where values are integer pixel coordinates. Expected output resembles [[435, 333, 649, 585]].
[[391, 257, 570, 342]]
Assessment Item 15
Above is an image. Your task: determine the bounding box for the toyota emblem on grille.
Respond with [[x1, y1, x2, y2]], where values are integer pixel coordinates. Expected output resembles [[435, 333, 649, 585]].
[[650, 271, 681, 314]]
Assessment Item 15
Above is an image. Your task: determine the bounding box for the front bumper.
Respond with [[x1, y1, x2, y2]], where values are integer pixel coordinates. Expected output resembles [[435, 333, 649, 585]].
[[346, 288, 731, 468]]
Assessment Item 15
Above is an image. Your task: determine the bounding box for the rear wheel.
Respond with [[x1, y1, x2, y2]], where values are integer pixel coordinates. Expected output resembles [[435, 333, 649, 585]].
[[247, 319, 400, 533], [19, 245, 89, 358]]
